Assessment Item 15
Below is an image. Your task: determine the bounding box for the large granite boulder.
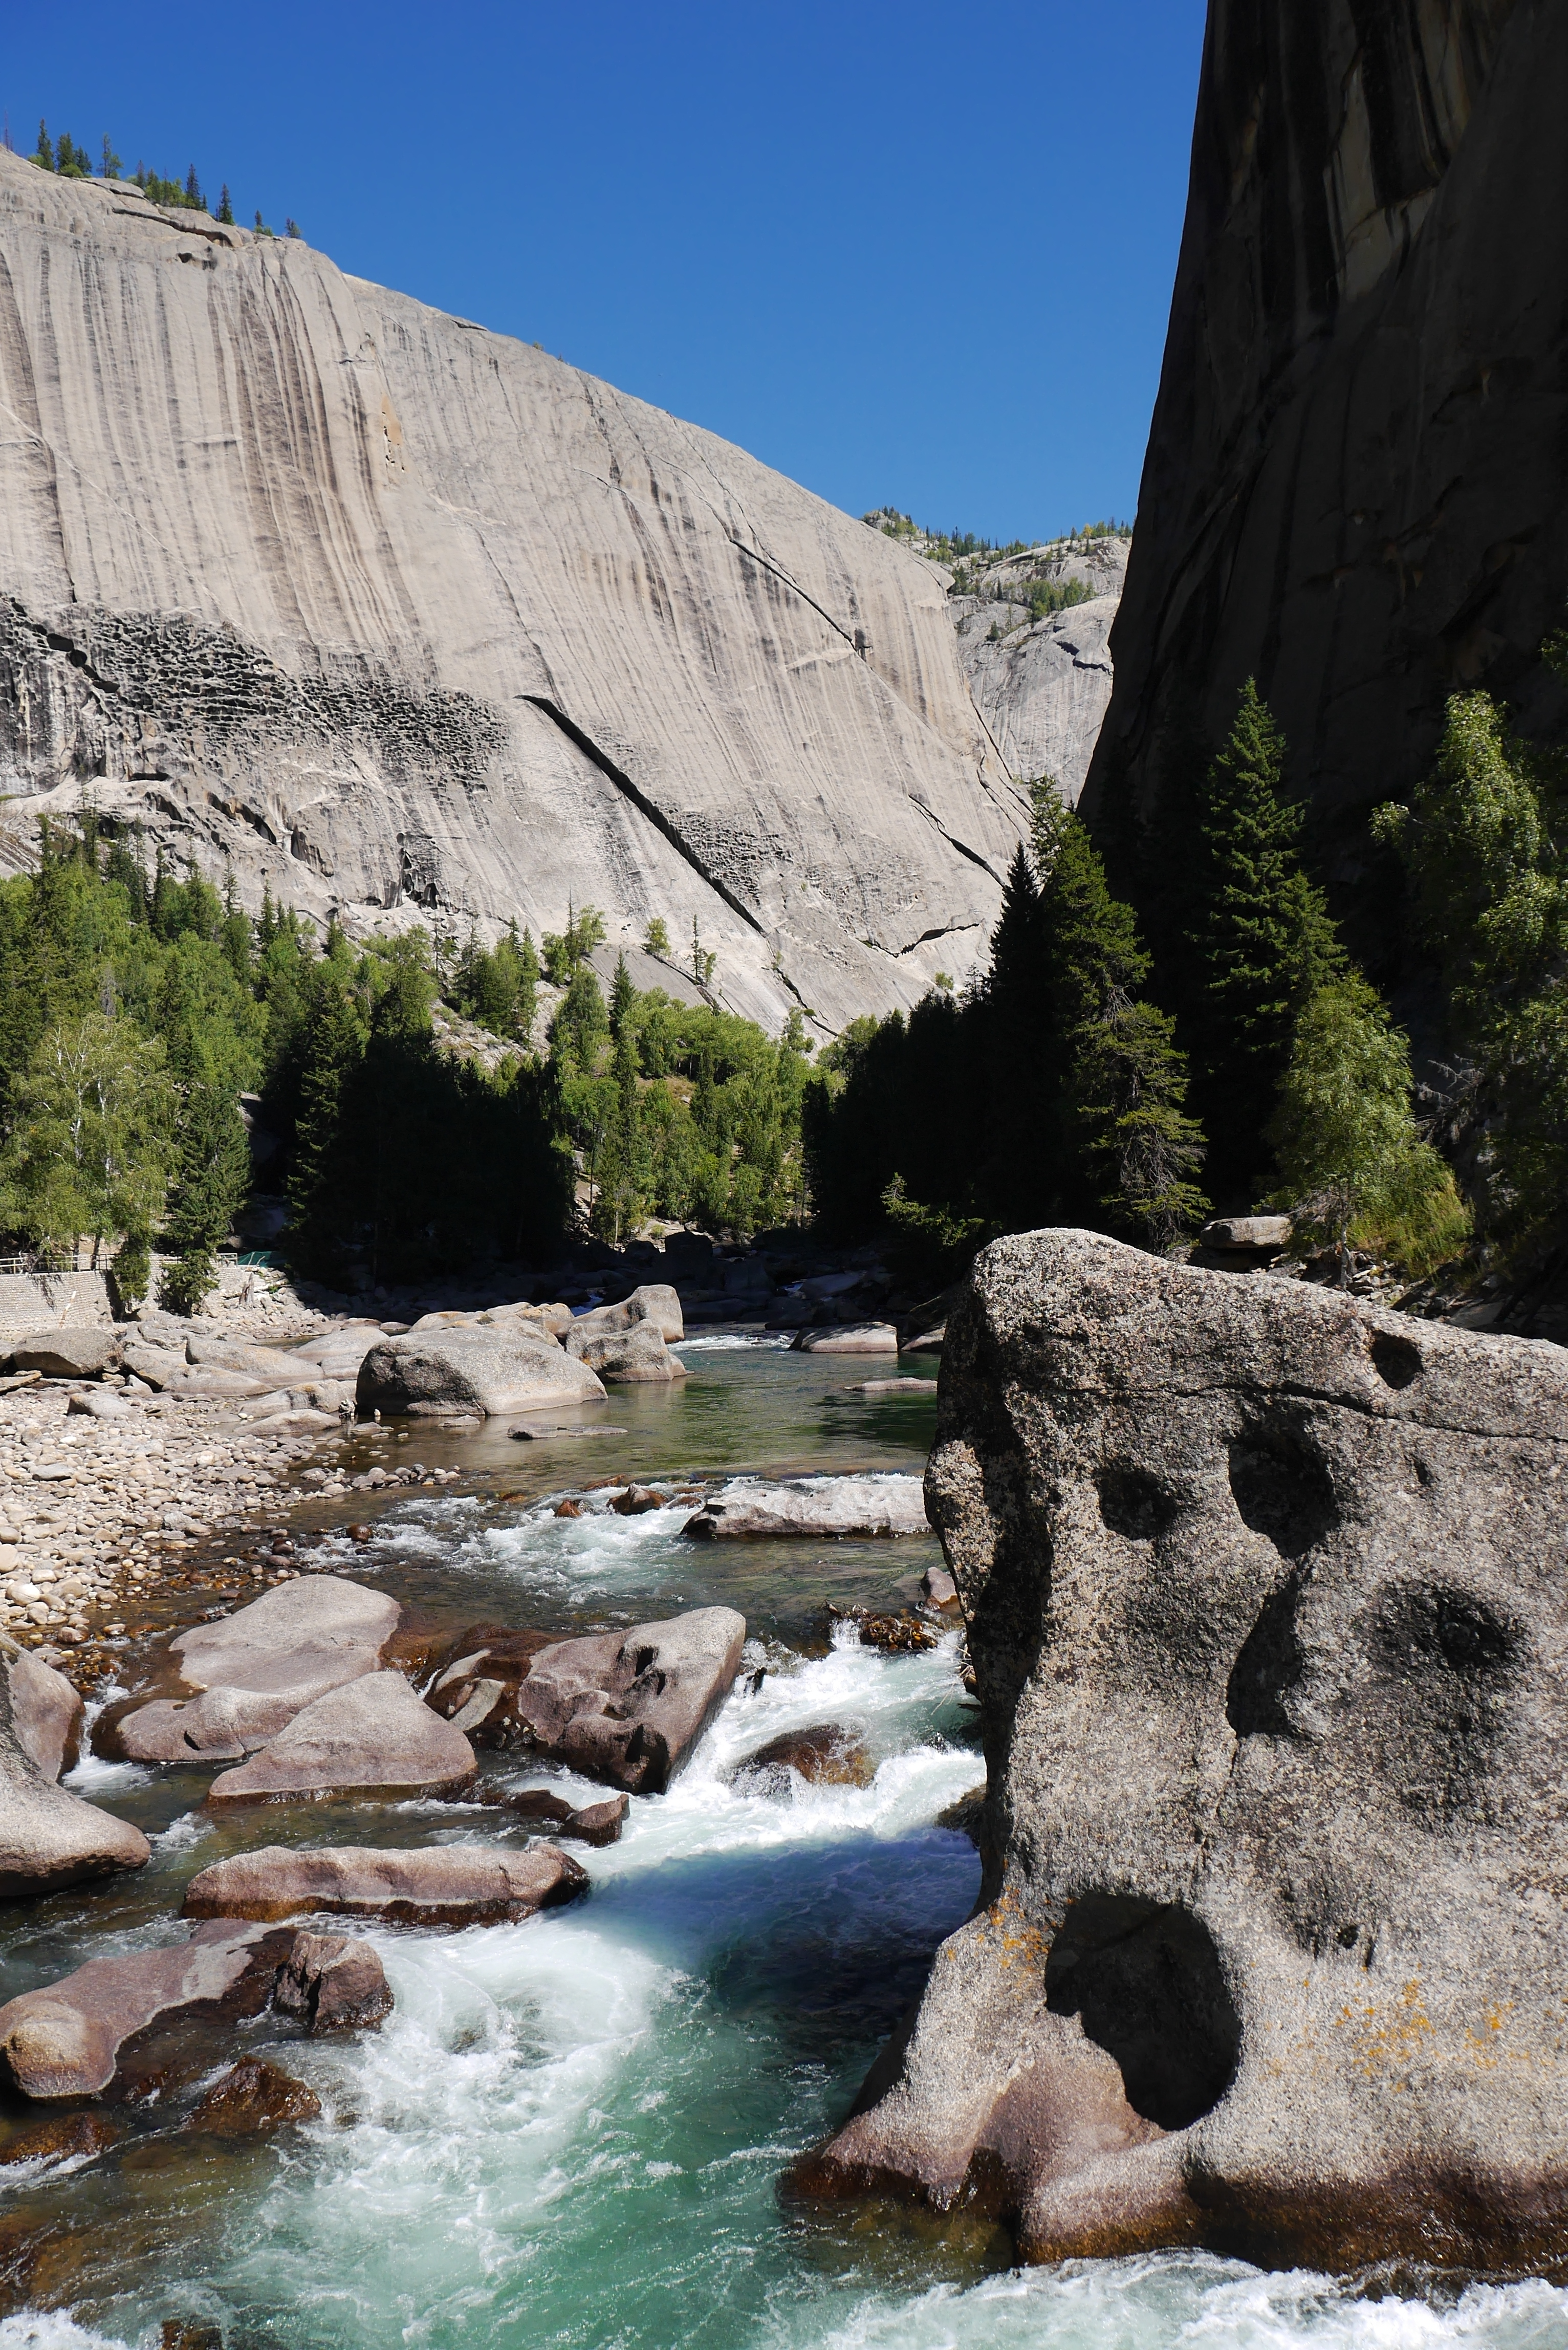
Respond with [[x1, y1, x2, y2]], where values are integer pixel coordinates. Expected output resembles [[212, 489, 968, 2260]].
[[110, 1576, 402, 1763], [205, 1671, 476, 1807], [511, 1609, 746, 1793], [0, 1640, 148, 1896], [183, 1841, 587, 1926], [682, 1475, 927, 1539], [356, 1329, 605, 1420], [799, 1229, 1568, 2275], [791, 1325, 899, 1355]]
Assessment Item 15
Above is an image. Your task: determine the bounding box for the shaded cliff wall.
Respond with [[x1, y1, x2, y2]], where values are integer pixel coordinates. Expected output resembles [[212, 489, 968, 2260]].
[[1084, 0, 1568, 891], [0, 155, 1027, 1034]]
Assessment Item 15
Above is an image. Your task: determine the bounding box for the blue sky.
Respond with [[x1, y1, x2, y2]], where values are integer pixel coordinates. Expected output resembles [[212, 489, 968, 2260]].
[[6, 0, 1207, 546]]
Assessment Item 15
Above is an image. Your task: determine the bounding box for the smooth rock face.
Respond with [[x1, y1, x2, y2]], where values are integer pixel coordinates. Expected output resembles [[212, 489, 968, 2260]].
[[9, 1328, 121, 1378], [6, 1647, 83, 1783], [791, 1325, 900, 1356], [564, 1324, 687, 1383], [205, 1672, 476, 1807], [116, 1577, 402, 1762], [0, 1638, 149, 1895], [183, 1841, 588, 1926], [0, 1921, 295, 2096], [803, 1228, 1568, 2274], [512, 1610, 746, 1793], [953, 537, 1129, 804], [356, 1331, 606, 1420], [1084, 3, 1566, 854], [0, 152, 1022, 1032], [683, 1476, 928, 1540]]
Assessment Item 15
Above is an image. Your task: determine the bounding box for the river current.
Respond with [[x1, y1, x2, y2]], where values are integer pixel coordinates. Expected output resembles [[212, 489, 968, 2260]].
[[1, 1341, 1564, 2350]]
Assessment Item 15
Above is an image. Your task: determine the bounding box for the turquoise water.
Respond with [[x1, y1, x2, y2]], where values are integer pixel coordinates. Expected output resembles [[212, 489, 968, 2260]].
[[1, 1343, 1564, 2350]]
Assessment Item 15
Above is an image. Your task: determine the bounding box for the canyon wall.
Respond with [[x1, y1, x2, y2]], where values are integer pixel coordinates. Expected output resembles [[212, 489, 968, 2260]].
[[1084, 0, 1568, 859], [0, 154, 1028, 1034]]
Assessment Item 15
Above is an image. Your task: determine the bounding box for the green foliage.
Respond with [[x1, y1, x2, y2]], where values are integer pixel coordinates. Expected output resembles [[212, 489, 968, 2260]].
[[1267, 973, 1469, 1281], [0, 1013, 175, 1266], [217, 184, 234, 225], [32, 124, 54, 172], [540, 905, 606, 984], [880, 1178, 989, 1292], [643, 917, 672, 961], [809, 783, 1205, 1260], [451, 923, 539, 1048], [1372, 684, 1568, 1264]]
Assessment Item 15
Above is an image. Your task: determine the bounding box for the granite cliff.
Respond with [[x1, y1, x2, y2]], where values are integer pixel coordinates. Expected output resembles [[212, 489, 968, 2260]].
[[1084, 0, 1568, 861], [0, 153, 1029, 1033]]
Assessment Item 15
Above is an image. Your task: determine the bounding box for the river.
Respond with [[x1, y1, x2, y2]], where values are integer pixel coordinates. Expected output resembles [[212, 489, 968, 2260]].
[[1, 1338, 1563, 2350]]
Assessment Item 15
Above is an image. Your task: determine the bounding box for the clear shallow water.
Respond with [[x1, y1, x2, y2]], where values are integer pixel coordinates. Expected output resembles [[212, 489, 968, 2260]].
[[1, 1347, 1562, 2348]]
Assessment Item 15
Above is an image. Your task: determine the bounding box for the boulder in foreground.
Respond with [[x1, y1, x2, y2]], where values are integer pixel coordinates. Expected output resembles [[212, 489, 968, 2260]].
[[356, 1330, 606, 1420], [797, 1229, 1568, 2276], [511, 1609, 746, 1793], [183, 1841, 587, 1926], [205, 1671, 476, 1807], [0, 1638, 148, 1896], [682, 1476, 927, 1539], [112, 1576, 401, 1763]]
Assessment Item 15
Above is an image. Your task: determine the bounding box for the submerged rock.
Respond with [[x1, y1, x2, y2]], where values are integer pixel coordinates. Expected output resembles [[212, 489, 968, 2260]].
[[510, 1608, 746, 1793], [0, 1636, 148, 1896], [731, 1723, 874, 1791], [799, 1228, 1568, 2275], [205, 1671, 476, 1807], [682, 1476, 928, 1540], [183, 1841, 587, 1926], [791, 1324, 899, 1355], [356, 1329, 606, 1420], [186, 2057, 321, 2136], [0, 1921, 297, 2097], [111, 1576, 402, 1763]]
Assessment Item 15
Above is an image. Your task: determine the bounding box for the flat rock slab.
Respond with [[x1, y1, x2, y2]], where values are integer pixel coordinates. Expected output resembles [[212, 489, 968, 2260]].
[[513, 1608, 746, 1793], [9, 1329, 121, 1378], [183, 1841, 588, 1926], [116, 1576, 402, 1762], [843, 1378, 938, 1395], [802, 1228, 1568, 2276], [206, 1671, 476, 1807], [0, 1921, 297, 2097], [356, 1330, 606, 1420], [792, 1324, 900, 1355], [682, 1476, 929, 1539], [508, 1422, 628, 1441]]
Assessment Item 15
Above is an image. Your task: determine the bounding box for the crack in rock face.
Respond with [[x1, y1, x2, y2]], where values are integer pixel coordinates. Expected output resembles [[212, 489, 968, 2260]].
[[793, 1228, 1568, 2275]]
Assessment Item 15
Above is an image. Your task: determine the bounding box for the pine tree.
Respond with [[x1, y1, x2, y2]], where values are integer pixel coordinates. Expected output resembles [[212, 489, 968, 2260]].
[[644, 916, 671, 960], [608, 952, 637, 1042], [102, 137, 123, 181], [32, 124, 53, 172], [217, 184, 234, 224], [287, 965, 364, 1279], [185, 164, 202, 208], [1180, 681, 1342, 1204]]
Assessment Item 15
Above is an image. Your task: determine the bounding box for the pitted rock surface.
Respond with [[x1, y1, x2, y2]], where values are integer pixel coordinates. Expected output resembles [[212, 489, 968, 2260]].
[[511, 1609, 746, 1793], [800, 1229, 1568, 2275]]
